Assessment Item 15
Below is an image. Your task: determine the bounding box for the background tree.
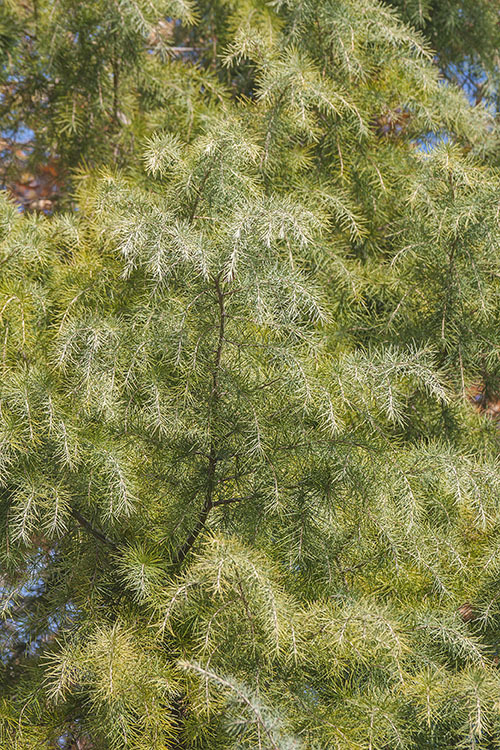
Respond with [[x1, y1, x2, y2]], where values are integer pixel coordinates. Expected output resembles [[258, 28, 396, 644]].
[[3, 1, 500, 749], [388, 0, 500, 110]]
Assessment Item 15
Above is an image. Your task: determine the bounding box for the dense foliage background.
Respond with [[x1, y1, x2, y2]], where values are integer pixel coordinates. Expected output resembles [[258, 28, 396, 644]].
[[3, 1, 500, 748]]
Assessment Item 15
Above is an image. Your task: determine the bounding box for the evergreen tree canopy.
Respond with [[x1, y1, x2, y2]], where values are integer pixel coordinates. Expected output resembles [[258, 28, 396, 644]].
[[388, 0, 500, 110], [2, 1, 500, 749]]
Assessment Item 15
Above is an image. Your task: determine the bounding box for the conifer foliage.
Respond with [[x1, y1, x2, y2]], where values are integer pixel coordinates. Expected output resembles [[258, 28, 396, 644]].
[[2, 1, 500, 748]]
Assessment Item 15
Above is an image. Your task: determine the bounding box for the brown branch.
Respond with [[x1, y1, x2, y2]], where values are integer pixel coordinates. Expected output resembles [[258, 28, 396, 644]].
[[112, 47, 120, 125], [172, 275, 226, 566], [212, 496, 247, 508], [189, 163, 214, 222], [70, 508, 118, 550]]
